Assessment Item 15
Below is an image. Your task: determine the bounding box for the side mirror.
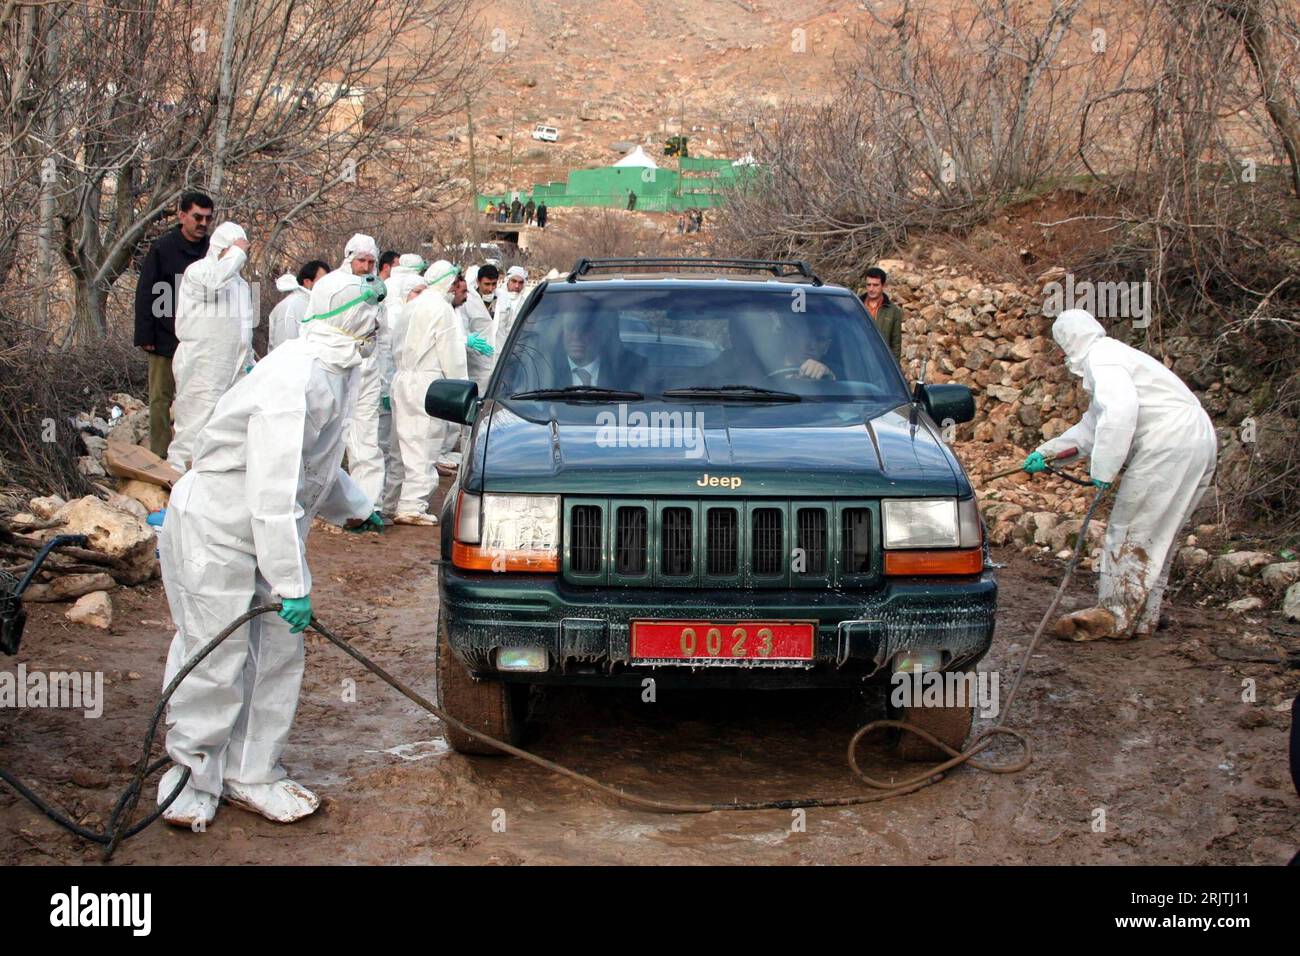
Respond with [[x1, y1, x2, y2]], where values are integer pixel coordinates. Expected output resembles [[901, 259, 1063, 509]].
[[425, 379, 479, 424], [918, 383, 975, 425]]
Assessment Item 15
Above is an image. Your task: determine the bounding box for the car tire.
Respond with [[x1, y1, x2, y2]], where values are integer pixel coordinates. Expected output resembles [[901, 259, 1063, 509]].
[[889, 670, 974, 762], [435, 610, 524, 756]]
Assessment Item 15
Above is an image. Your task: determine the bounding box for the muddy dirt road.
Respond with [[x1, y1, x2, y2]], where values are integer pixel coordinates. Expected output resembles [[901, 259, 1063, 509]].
[[2, 482, 1297, 865]]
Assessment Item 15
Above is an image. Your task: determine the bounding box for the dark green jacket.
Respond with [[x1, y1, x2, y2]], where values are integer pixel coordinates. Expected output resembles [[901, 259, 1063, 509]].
[[868, 293, 903, 362]]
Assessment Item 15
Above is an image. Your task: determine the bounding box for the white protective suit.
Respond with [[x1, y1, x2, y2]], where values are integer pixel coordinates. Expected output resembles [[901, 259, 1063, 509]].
[[339, 234, 388, 509], [493, 265, 529, 352], [268, 273, 310, 351], [385, 253, 429, 358], [1035, 309, 1217, 637], [391, 261, 466, 519], [460, 264, 498, 395], [157, 268, 379, 825], [376, 254, 428, 514], [168, 222, 256, 474]]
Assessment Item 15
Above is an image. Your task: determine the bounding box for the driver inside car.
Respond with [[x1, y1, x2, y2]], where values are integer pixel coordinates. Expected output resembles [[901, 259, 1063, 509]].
[[777, 315, 837, 381]]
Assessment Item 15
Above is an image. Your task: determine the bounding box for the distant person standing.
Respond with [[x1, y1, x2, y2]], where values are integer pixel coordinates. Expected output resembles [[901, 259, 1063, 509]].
[[268, 259, 329, 351], [133, 191, 214, 459], [536, 202, 548, 229], [524, 198, 536, 225], [510, 197, 522, 223], [484, 200, 496, 220], [627, 190, 637, 211], [861, 266, 903, 364]]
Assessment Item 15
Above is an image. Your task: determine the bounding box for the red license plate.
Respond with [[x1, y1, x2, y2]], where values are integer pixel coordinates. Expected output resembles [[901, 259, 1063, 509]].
[[630, 620, 816, 661]]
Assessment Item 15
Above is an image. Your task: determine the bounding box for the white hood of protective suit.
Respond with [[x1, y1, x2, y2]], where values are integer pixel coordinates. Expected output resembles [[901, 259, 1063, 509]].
[[389, 255, 427, 294], [1052, 309, 1106, 377], [275, 273, 301, 294], [207, 221, 247, 260], [302, 270, 381, 372], [423, 259, 459, 298], [342, 233, 380, 268]]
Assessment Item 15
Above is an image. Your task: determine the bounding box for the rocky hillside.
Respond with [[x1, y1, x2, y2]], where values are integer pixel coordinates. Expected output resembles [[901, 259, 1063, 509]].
[[462, 0, 866, 195], [875, 250, 1300, 621]]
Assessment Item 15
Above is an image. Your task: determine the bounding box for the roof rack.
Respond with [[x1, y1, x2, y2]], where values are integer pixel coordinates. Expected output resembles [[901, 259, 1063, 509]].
[[567, 257, 823, 286]]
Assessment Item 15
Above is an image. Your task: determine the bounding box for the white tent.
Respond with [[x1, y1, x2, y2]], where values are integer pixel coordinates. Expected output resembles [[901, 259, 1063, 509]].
[[613, 145, 658, 169]]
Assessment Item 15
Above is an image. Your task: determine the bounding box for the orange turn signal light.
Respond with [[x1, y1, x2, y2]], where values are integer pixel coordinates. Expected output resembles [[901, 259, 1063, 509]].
[[450, 541, 558, 573], [883, 547, 983, 576]]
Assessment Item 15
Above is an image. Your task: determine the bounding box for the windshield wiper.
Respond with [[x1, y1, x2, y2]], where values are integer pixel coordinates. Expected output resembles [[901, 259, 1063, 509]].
[[509, 386, 644, 402], [661, 385, 802, 402]]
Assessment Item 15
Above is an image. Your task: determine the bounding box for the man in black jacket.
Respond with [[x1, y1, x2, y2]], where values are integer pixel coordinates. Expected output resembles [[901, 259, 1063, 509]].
[[134, 191, 214, 458]]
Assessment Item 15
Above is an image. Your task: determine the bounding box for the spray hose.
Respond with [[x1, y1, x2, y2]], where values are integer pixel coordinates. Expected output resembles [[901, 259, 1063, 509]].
[[1, 488, 1105, 858]]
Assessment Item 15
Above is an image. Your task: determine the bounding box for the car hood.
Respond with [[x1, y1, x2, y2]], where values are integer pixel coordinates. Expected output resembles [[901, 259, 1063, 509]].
[[471, 400, 968, 498]]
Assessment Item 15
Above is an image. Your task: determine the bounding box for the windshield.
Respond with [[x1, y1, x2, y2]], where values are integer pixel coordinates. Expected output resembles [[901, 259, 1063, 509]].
[[492, 285, 909, 405]]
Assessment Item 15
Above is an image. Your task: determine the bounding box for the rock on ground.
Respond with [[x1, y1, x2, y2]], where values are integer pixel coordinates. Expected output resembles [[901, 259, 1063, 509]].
[[1209, 551, 1273, 585], [22, 572, 115, 603], [117, 478, 169, 513], [28, 495, 67, 519], [65, 591, 113, 630], [1284, 582, 1300, 622], [49, 496, 158, 585], [1260, 562, 1300, 593]]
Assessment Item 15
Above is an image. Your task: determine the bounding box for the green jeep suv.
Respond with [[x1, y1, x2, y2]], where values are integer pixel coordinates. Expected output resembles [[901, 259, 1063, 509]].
[[425, 258, 993, 757]]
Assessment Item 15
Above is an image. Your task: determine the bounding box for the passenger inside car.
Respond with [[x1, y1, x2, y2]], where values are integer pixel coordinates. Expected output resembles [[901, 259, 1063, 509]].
[[551, 309, 649, 389]]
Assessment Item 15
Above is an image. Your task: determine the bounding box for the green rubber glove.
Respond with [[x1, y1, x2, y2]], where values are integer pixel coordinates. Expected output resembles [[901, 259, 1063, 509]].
[[1091, 478, 1111, 490], [1022, 451, 1047, 473], [278, 595, 312, 634], [466, 333, 494, 356], [347, 510, 384, 533], [381, 395, 391, 412]]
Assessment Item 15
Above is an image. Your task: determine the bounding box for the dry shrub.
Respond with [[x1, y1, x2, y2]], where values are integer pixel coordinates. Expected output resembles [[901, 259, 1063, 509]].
[[525, 209, 668, 274], [0, 329, 144, 501]]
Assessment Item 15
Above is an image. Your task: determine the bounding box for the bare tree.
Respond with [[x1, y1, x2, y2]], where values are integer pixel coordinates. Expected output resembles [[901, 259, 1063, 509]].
[[717, 0, 1120, 278], [1, 0, 479, 343], [1218, 0, 1300, 199]]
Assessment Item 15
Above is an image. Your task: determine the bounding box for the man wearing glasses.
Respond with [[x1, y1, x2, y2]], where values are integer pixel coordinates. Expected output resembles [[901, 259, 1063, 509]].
[[134, 191, 215, 458]]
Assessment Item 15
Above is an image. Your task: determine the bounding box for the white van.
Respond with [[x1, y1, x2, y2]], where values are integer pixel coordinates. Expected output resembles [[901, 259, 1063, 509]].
[[531, 124, 559, 143]]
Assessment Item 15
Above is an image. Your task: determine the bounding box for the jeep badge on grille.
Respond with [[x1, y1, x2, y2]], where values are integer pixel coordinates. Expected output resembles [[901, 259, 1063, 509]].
[[697, 473, 742, 489]]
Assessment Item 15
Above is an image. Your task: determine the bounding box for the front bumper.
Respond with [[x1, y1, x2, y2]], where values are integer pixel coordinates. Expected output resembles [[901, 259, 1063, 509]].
[[440, 567, 997, 688]]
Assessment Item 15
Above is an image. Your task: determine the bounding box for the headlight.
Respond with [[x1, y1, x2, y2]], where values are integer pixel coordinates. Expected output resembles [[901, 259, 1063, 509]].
[[881, 497, 984, 576], [451, 492, 559, 572], [882, 498, 959, 549]]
